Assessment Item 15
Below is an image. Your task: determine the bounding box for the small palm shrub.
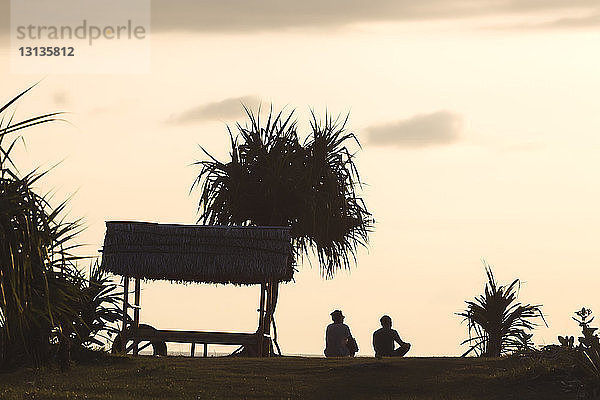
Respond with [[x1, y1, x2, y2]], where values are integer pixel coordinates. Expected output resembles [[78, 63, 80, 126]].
[[457, 261, 546, 357], [70, 261, 126, 356]]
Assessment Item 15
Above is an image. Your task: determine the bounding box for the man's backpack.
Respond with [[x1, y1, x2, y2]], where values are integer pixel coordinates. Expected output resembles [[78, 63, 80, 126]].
[[347, 336, 359, 356]]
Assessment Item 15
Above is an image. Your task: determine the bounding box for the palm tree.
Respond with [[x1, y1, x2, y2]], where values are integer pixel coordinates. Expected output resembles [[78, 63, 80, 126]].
[[193, 107, 372, 352], [457, 261, 546, 357]]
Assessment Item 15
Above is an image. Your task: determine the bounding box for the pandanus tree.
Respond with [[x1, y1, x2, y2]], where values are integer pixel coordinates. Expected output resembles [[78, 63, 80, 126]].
[[193, 107, 372, 349], [0, 86, 81, 367], [1, 87, 132, 368], [457, 261, 547, 357], [0, 87, 125, 368]]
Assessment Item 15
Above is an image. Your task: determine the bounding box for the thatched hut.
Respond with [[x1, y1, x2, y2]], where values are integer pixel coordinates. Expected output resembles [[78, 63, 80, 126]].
[[100, 221, 294, 357]]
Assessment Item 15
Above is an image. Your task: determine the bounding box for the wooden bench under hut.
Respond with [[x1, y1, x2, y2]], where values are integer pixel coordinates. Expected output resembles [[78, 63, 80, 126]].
[[100, 221, 294, 357]]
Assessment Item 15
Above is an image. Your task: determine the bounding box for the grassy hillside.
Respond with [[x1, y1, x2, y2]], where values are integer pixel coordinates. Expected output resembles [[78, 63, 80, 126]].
[[0, 356, 577, 399]]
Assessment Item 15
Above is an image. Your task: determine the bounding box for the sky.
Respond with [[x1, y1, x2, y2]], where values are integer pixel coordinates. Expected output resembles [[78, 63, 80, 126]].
[[1, 0, 600, 356]]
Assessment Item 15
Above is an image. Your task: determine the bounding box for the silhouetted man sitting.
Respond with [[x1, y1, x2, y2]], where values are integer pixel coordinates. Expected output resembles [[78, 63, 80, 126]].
[[324, 310, 357, 357], [373, 315, 411, 357]]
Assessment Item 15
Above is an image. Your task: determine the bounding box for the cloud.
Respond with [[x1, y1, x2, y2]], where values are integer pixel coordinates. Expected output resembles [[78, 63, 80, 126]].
[[149, 0, 600, 32], [167, 95, 260, 125], [526, 13, 600, 29], [1, 0, 598, 39], [366, 111, 463, 148]]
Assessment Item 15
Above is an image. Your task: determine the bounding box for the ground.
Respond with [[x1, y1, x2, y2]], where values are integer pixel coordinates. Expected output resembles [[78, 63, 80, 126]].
[[0, 356, 579, 399]]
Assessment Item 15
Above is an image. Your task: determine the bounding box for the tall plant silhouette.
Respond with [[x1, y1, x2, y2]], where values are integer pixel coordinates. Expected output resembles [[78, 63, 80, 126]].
[[458, 261, 546, 357], [193, 107, 372, 354], [193, 107, 372, 278], [0, 86, 84, 367]]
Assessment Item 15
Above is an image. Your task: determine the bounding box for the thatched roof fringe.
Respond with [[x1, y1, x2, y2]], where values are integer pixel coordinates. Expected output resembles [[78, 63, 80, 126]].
[[100, 221, 294, 285]]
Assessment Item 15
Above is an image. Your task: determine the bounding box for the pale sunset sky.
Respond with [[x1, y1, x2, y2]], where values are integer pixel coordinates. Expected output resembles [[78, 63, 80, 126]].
[[1, 0, 600, 356]]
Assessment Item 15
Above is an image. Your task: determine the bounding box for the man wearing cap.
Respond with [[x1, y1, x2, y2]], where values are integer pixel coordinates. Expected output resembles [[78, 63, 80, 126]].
[[373, 315, 411, 357], [324, 310, 355, 357]]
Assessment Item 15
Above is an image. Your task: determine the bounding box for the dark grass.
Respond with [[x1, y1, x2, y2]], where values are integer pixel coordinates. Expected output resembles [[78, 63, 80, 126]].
[[0, 356, 576, 399]]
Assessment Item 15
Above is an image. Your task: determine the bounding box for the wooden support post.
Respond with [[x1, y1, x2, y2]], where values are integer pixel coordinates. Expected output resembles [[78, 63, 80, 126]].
[[271, 282, 281, 355], [121, 276, 129, 353], [191, 343, 195, 357], [264, 281, 273, 357], [133, 278, 141, 355], [258, 282, 266, 357], [203, 343, 208, 358]]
